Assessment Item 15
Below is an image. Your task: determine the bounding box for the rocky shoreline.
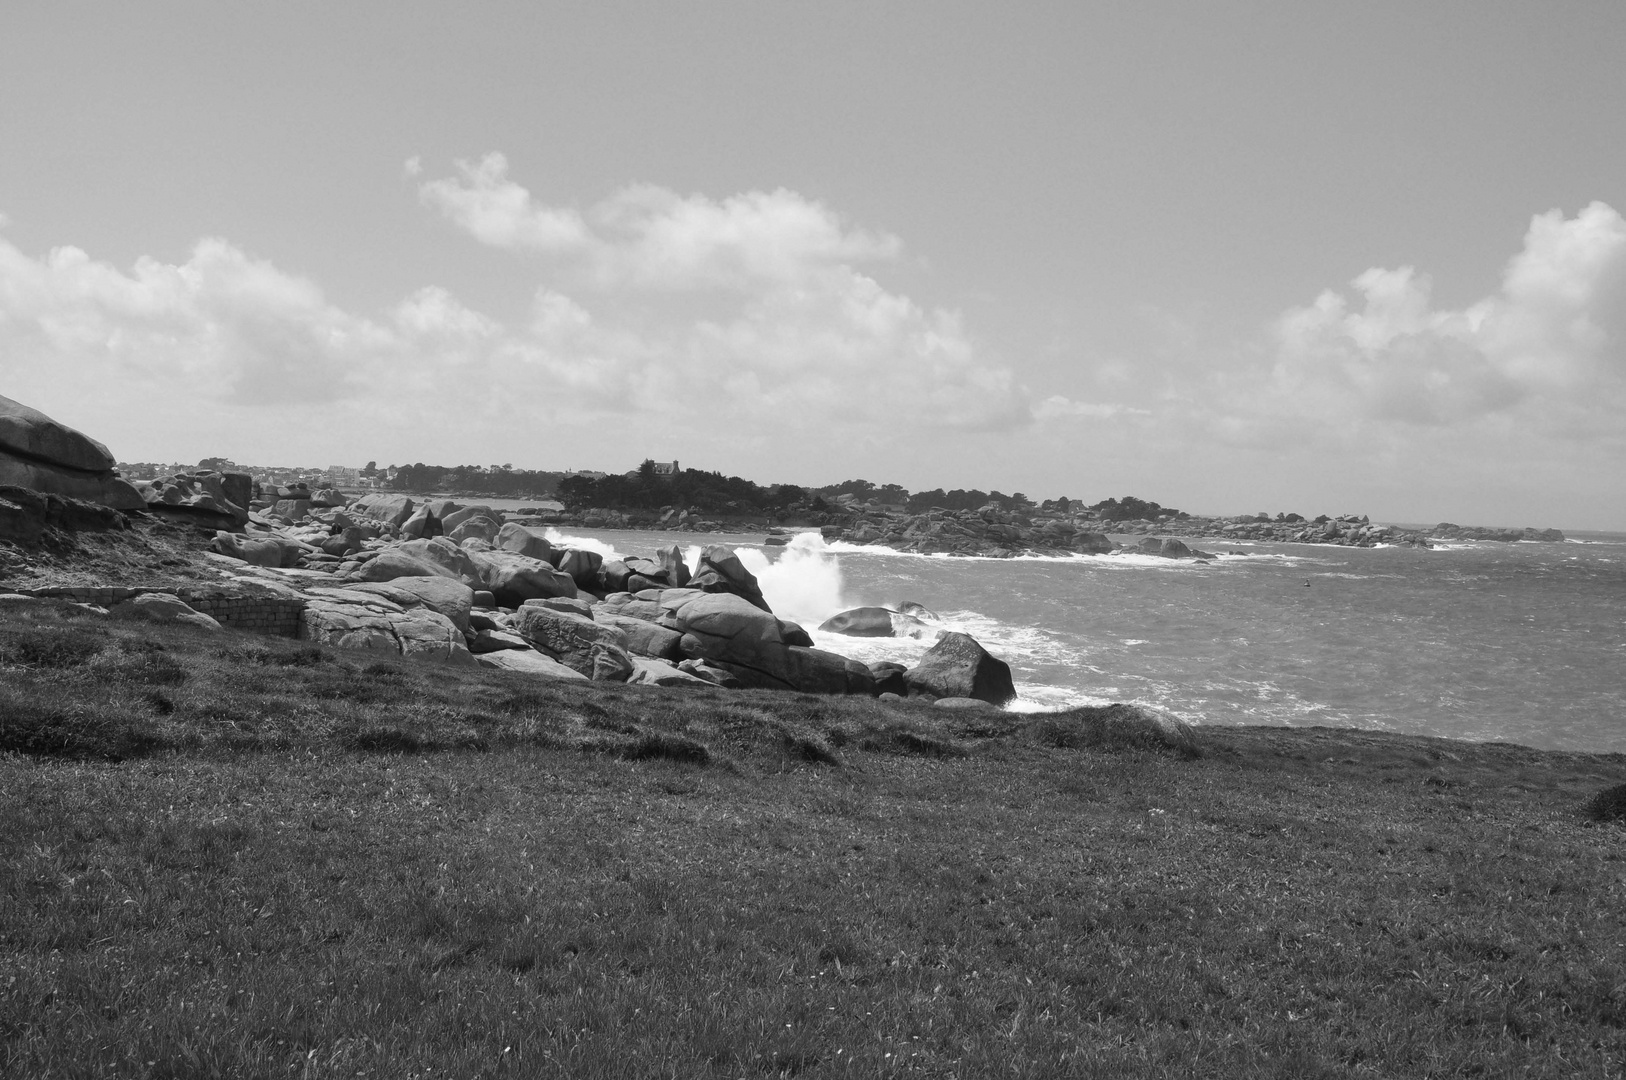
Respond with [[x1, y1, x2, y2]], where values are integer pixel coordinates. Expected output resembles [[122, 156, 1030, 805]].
[[520, 505, 1567, 559], [0, 392, 1569, 730]]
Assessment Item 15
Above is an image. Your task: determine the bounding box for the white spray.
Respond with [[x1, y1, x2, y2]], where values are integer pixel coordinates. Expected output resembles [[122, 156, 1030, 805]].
[[733, 532, 852, 628]]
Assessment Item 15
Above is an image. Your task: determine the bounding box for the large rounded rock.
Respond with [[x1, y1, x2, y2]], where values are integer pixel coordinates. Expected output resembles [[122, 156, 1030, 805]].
[[1072, 532, 1114, 555], [903, 632, 1015, 705], [344, 577, 474, 633], [0, 394, 115, 472], [556, 548, 604, 591], [351, 493, 415, 528], [299, 590, 474, 666], [349, 547, 462, 583], [109, 593, 222, 632], [496, 522, 554, 561], [398, 505, 444, 540], [465, 548, 579, 607], [868, 661, 909, 697], [661, 590, 871, 694], [819, 606, 901, 637], [595, 612, 685, 660], [396, 538, 484, 586], [0, 396, 145, 511], [514, 605, 634, 681], [210, 531, 310, 568]]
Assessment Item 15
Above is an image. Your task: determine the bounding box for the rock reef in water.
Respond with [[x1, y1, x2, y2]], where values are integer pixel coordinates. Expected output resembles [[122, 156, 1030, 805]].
[[1430, 523, 1567, 543]]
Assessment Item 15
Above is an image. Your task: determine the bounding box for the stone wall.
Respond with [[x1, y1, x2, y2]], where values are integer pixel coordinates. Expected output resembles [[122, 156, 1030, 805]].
[[7, 586, 306, 637]]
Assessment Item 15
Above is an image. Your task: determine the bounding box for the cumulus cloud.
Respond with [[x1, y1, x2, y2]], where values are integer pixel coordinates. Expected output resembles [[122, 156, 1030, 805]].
[[0, 160, 1042, 464], [410, 153, 1032, 431], [418, 152, 901, 291], [0, 237, 398, 404], [418, 153, 591, 252], [1187, 201, 1626, 446]]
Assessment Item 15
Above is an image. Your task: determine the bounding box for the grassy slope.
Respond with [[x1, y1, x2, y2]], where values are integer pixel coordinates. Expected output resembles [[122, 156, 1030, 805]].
[[2, 600, 1625, 1079]]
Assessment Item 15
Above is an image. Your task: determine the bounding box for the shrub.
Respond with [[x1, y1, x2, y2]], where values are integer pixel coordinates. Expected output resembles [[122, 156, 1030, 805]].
[[1584, 782, 1626, 822]]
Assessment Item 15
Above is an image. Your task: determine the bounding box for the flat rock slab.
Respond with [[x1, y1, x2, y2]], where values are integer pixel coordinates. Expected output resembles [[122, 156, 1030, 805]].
[[477, 648, 589, 680]]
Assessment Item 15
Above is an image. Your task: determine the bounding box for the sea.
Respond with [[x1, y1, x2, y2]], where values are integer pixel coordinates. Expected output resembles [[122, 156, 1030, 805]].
[[472, 503, 1626, 754]]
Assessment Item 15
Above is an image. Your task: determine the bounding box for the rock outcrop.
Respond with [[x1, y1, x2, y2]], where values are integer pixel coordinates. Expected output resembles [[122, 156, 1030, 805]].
[[904, 632, 1016, 706], [689, 544, 771, 610], [1431, 523, 1567, 543], [299, 589, 474, 666], [818, 605, 942, 639], [0, 395, 145, 511], [109, 593, 223, 632], [514, 605, 635, 681], [0, 486, 129, 544]]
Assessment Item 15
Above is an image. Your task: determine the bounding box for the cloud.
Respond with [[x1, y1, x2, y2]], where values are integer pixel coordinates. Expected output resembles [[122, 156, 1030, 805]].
[[410, 153, 1031, 431], [1189, 201, 1626, 444], [1032, 395, 1147, 421], [0, 160, 1039, 466], [418, 152, 591, 252], [0, 237, 397, 405], [418, 152, 901, 291], [1014, 203, 1626, 526]]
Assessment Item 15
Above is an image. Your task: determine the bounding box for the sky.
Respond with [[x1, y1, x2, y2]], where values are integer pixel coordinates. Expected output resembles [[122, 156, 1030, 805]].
[[2, 2, 1624, 528]]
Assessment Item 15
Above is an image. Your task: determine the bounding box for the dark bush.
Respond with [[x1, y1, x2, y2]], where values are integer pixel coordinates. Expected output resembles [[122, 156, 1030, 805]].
[[621, 730, 712, 765], [1585, 783, 1626, 823]]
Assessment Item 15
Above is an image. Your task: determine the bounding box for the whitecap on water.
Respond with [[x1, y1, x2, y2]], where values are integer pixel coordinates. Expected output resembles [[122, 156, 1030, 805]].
[[542, 528, 626, 560]]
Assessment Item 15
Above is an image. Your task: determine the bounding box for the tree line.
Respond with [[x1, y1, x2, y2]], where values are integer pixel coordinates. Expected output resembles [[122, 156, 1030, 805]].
[[382, 459, 1185, 519]]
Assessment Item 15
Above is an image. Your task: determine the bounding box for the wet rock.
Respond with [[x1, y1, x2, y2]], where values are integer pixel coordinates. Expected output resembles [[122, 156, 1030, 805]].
[[689, 544, 770, 611], [496, 522, 554, 561], [904, 632, 1015, 706], [818, 606, 898, 637]]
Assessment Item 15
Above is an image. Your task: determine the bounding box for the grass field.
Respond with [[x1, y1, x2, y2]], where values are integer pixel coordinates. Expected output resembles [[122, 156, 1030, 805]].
[[3, 598, 1625, 1078]]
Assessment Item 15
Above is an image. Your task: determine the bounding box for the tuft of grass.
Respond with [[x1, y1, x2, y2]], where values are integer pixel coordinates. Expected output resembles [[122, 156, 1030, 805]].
[[1032, 703, 1203, 758], [0, 623, 106, 668], [0, 693, 160, 760]]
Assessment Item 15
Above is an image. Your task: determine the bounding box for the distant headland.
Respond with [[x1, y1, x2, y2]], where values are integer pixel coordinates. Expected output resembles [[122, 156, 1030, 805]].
[[105, 458, 1568, 557]]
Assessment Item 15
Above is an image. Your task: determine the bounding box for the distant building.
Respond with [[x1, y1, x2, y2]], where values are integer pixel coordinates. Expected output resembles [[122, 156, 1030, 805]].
[[628, 460, 680, 479]]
